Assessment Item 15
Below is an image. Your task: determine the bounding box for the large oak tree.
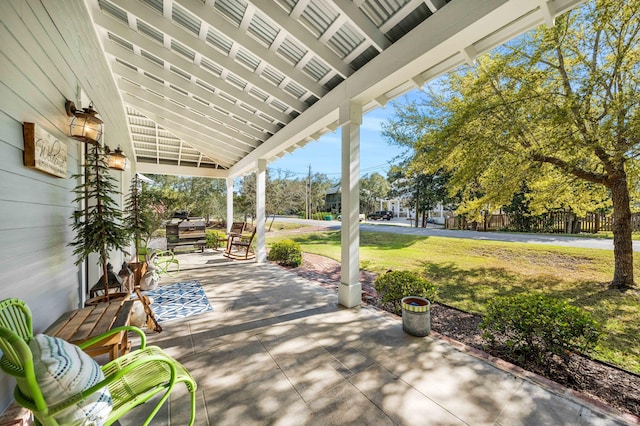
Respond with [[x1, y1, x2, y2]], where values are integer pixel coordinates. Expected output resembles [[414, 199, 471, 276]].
[[383, 0, 640, 289]]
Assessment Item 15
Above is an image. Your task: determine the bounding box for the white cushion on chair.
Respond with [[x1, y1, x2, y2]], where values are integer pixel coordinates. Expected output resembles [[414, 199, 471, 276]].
[[29, 334, 112, 425]]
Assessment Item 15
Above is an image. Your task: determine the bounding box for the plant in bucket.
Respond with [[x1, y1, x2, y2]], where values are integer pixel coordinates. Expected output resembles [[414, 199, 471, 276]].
[[401, 296, 431, 337], [373, 270, 437, 337]]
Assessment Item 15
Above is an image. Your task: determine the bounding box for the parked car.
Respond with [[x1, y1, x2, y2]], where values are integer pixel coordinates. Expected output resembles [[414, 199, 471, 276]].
[[368, 210, 393, 220], [337, 213, 366, 222]]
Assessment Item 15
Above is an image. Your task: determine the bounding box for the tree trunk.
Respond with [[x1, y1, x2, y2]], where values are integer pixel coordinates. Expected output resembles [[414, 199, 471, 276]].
[[609, 171, 635, 290], [415, 184, 420, 228], [101, 247, 110, 301]]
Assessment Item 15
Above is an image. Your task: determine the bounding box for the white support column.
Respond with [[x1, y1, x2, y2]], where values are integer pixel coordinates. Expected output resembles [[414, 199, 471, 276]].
[[256, 159, 267, 263], [226, 177, 234, 232], [339, 102, 362, 308]]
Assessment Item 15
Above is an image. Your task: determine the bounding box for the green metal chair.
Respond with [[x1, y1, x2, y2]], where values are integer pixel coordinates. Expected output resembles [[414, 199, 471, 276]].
[[0, 298, 197, 426], [150, 250, 180, 276], [0, 299, 32, 341]]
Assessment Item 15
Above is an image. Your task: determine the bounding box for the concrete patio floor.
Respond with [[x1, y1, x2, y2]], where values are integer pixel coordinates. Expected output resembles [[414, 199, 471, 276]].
[[118, 252, 632, 425]]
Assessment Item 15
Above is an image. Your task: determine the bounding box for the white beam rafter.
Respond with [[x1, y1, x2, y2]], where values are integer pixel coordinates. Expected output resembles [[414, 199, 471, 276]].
[[123, 96, 243, 165], [173, 0, 326, 98], [425, 0, 447, 13], [333, 0, 390, 51], [121, 89, 256, 156], [250, 1, 353, 78], [107, 0, 308, 113], [85, 0, 587, 179], [379, 0, 425, 33], [117, 78, 261, 149], [93, 10, 289, 128], [113, 62, 269, 141], [319, 15, 347, 44], [136, 162, 229, 177]]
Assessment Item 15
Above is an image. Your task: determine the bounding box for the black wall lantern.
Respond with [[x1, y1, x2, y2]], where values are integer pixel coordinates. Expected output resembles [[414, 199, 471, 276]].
[[65, 100, 103, 143], [105, 145, 127, 171]]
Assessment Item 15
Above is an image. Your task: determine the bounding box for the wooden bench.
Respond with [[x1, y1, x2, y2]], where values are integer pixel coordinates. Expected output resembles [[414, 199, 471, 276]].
[[167, 239, 206, 253], [45, 299, 134, 361]]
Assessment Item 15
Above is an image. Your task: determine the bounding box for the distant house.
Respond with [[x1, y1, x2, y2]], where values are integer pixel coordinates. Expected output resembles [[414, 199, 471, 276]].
[[324, 182, 341, 213]]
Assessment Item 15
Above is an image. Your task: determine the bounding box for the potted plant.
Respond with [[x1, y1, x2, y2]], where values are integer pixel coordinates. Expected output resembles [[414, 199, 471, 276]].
[[70, 143, 130, 301], [374, 270, 438, 337], [123, 174, 157, 285]]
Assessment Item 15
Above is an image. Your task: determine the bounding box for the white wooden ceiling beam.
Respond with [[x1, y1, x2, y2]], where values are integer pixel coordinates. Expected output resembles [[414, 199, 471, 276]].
[[269, 30, 288, 53], [343, 41, 373, 64], [162, 0, 173, 19], [290, 0, 310, 19], [318, 15, 346, 44], [114, 67, 269, 142], [333, 0, 390, 51], [539, 0, 556, 27], [425, 0, 447, 13], [127, 110, 237, 168], [379, 0, 424, 33], [172, 0, 326, 98], [114, 62, 269, 141], [93, 10, 290, 127], [122, 93, 250, 161], [461, 45, 477, 66], [107, 0, 308, 112], [120, 84, 258, 152], [250, 1, 353, 78], [136, 162, 229, 178]]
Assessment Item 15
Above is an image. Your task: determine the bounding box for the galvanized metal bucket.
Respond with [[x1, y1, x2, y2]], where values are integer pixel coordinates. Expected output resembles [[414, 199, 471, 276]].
[[401, 296, 431, 337]]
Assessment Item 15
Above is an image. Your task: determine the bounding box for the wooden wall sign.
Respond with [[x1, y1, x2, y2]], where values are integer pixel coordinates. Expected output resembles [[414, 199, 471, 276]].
[[23, 123, 67, 178]]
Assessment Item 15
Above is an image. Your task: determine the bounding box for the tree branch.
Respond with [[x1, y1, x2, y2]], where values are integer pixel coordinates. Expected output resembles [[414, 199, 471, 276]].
[[530, 153, 609, 185]]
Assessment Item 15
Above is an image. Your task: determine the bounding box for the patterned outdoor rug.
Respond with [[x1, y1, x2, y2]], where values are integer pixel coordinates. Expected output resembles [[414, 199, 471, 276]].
[[137, 280, 212, 322]]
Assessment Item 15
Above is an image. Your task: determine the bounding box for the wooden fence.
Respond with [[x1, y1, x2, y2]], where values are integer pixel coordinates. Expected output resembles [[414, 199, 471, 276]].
[[446, 212, 640, 233]]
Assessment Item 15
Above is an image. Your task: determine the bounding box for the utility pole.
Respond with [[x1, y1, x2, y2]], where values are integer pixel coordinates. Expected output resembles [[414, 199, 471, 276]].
[[307, 164, 312, 219]]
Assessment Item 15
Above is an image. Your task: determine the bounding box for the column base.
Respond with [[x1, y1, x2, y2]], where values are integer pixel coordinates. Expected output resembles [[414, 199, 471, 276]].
[[338, 282, 362, 308]]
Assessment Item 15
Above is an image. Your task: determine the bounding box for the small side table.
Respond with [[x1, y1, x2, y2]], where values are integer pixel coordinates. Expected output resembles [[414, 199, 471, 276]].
[[46, 299, 134, 361]]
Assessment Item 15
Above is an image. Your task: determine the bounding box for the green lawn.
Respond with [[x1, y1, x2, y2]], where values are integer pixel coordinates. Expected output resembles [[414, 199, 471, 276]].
[[268, 230, 640, 374], [266, 221, 307, 232]]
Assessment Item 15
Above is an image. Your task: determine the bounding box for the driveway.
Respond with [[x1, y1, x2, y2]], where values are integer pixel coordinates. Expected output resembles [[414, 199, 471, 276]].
[[272, 216, 638, 251]]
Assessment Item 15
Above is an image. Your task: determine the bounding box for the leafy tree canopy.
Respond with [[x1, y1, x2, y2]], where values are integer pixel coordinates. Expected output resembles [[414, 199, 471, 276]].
[[382, 0, 640, 289], [360, 172, 390, 213]]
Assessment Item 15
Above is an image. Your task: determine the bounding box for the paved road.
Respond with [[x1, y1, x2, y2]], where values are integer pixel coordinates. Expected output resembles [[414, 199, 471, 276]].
[[273, 216, 638, 251]]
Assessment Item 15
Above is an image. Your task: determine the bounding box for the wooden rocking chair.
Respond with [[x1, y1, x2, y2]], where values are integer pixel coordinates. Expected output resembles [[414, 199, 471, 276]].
[[223, 224, 256, 260], [216, 221, 245, 251]]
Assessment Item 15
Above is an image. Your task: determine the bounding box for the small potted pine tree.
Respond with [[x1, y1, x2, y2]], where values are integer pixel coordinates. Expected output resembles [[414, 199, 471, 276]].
[[123, 174, 156, 286], [70, 143, 130, 302]]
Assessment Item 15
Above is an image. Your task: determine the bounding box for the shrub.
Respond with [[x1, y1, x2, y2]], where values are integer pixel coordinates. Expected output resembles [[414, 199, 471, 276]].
[[205, 229, 224, 249], [310, 212, 333, 220], [374, 270, 437, 315], [480, 293, 601, 361], [268, 239, 303, 267]]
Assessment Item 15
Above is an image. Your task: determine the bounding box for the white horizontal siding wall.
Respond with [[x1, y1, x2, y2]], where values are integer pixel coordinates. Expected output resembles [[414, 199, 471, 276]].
[[0, 0, 132, 411]]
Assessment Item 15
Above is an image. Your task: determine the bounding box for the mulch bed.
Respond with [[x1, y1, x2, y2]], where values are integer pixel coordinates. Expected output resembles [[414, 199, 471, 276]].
[[280, 252, 640, 421]]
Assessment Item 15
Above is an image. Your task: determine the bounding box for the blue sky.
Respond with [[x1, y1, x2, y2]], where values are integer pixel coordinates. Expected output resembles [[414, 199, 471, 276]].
[[268, 98, 414, 181]]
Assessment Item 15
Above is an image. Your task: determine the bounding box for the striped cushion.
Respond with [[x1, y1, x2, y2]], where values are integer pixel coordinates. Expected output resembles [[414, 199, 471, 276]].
[[29, 334, 112, 425]]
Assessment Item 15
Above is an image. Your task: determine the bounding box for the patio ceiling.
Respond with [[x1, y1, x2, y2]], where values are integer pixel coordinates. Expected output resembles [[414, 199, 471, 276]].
[[86, 0, 586, 178]]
